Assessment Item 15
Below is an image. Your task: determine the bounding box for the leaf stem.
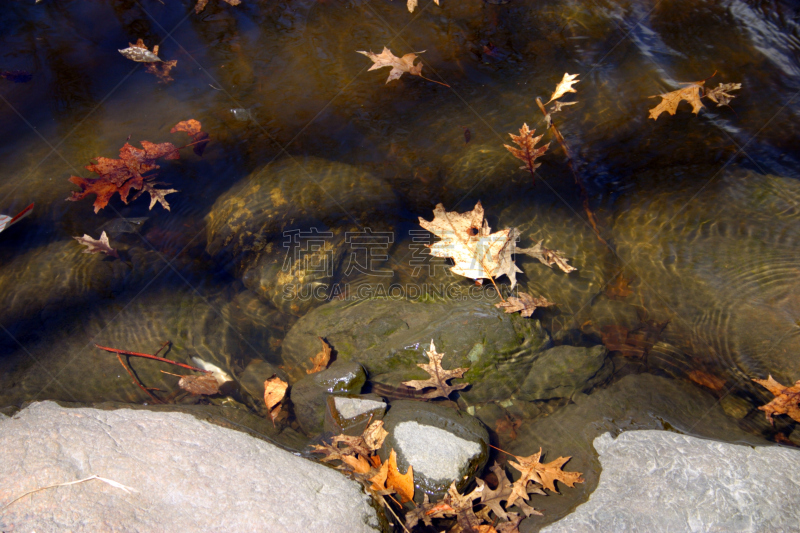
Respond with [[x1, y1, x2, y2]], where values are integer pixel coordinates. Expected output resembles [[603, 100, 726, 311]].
[[417, 74, 450, 88]]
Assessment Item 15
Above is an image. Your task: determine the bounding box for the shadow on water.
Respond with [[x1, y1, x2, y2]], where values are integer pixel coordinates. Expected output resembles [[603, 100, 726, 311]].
[[1, 0, 800, 528]]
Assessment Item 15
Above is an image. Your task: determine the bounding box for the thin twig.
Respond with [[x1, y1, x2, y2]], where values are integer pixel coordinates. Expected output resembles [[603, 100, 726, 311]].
[[116, 353, 162, 404], [380, 494, 412, 533], [535, 97, 608, 247], [95, 344, 211, 373]]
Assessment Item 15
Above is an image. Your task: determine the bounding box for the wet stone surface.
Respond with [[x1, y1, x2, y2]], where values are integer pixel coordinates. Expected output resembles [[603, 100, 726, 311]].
[[289, 361, 367, 436]]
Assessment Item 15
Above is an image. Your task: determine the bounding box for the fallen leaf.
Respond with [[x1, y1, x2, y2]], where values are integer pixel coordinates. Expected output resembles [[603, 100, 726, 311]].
[[357, 47, 424, 84], [263, 375, 288, 425], [508, 449, 583, 504], [494, 415, 522, 441], [706, 82, 742, 106], [550, 101, 577, 114], [517, 240, 576, 273], [546, 73, 579, 104], [419, 201, 521, 288], [145, 59, 178, 84], [362, 419, 389, 451], [687, 369, 726, 391], [171, 119, 210, 156], [341, 454, 372, 474], [495, 292, 555, 318], [73, 231, 119, 258], [496, 513, 524, 533], [600, 325, 643, 358], [306, 337, 332, 374], [605, 273, 634, 300], [119, 39, 162, 63], [649, 82, 704, 120], [752, 375, 800, 424], [443, 481, 484, 532], [136, 182, 178, 211], [177, 374, 220, 395], [195, 0, 241, 13], [402, 340, 469, 399], [386, 449, 414, 503], [477, 463, 514, 521], [406, 0, 439, 12], [405, 493, 437, 529], [504, 123, 550, 177], [331, 433, 373, 458]]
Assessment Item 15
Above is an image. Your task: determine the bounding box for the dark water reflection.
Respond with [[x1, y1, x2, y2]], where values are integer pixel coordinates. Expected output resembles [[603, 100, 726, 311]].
[[1, 0, 799, 524]]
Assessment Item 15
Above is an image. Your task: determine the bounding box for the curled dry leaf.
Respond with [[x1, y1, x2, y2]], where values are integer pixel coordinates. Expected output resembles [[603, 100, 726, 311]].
[[495, 292, 555, 318], [517, 240, 576, 273], [546, 73, 579, 104], [119, 39, 162, 63], [368, 449, 414, 503], [706, 82, 742, 106], [170, 119, 210, 156], [504, 123, 550, 177], [178, 374, 220, 395], [306, 337, 332, 374], [263, 374, 288, 425], [362, 419, 389, 451], [402, 340, 469, 400], [649, 83, 704, 120], [357, 47, 424, 84], [752, 375, 800, 424], [73, 231, 119, 258], [419, 201, 521, 288]]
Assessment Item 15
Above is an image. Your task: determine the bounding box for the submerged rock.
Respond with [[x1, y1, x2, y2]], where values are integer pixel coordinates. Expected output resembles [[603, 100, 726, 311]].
[[0, 401, 381, 532], [289, 361, 367, 436], [281, 297, 551, 404], [379, 400, 489, 500], [516, 345, 611, 401], [541, 430, 800, 533], [205, 157, 397, 315]]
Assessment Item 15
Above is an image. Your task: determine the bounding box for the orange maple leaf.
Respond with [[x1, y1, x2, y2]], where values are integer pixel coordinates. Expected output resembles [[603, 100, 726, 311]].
[[753, 375, 800, 424]]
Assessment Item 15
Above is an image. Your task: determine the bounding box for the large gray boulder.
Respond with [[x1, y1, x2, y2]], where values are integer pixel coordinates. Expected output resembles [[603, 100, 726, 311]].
[[541, 430, 800, 533], [0, 401, 381, 533], [281, 298, 551, 404]]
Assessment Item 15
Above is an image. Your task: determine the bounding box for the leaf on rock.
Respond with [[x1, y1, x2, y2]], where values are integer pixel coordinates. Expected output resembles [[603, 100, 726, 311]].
[[648, 83, 704, 120], [73, 231, 119, 258], [341, 454, 373, 474], [517, 240, 576, 273], [477, 463, 514, 521], [752, 375, 800, 424], [402, 340, 469, 399], [331, 433, 373, 458], [119, 39, 162, 63], [494, 415, 522, 441], [546, 73, 579, 104], [369, 449, 412, 500], [171, 119, 210, 156], [419, 201, 521, 288], [706, 82, 742, 106], [495, 292, 555, 318], [306, 336, 332, 374], [504, 123, 550, 176], [357, 47, 424, 84], [362, 419, 389, 451], [496, 512, 524, 533], [263, 374, 288, 425], [177, 374, 220, 395]]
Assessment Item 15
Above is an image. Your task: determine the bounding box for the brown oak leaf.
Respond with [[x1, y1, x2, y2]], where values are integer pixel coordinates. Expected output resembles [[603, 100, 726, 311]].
[[495, 292, 555, 318], [752, 375, 800, 424], [508, 448, 584, 509], [263, 374, 288, 425], [706, 83, 742, 107], [357, 47, 424, 84], [73, 231, 119, 258], [546, 73, 579, 104], [649, 83, 705, 120], [517, 240, 576, 273], [177, 374, 220, 395], [306, 337, 332, 374], [504, 123, 550, 176], [476, 463, 514, 521], [402, 340, 469, 399]]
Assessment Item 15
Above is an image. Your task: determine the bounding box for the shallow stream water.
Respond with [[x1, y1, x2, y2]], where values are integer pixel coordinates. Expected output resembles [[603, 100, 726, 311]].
[[1, 0, 799, 529]]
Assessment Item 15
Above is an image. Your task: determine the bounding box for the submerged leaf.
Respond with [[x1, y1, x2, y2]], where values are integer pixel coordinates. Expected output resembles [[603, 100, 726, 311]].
[[73, 231, 119, 258], [504, 123, 550, 176], [517, 240, 576, 273], [306, 337, 332, 374], [495, 292, 555, 318], [402, 340, 469, 399], [177, 374, 220, 395]]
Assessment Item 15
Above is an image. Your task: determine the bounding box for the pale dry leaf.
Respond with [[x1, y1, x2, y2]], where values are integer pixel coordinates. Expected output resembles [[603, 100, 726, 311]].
[[551, 101, 577, 114], [495, 292, 555, 318], [402, 340, 469, 399], [119, 39, 162, 63], [507, 448, 584, 509], [73, 231, 119, 258], [517, 240, 576, 273], [134, 182, 178, 211], [419, 201, 522, 288], [496, 512, 524, 533], [752, 375, 800, 424], [178, 374, 220, 395], [476, 463, 514, 521], [363, 420, 389, 451], [263, 375, 288, 425], [649, 83, 704, 120], [341, 454, 372, 474], [357, 47, 425, 84], [706, 82, 742, 106], [546, 73, 579, 104]]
